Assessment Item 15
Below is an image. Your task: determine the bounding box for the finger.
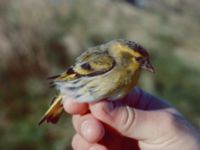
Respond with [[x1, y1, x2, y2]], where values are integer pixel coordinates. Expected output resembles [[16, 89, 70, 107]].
[[89, 144, 108, 150], [72, 114, 105, 142], [124, 87, 171, 110], [62, 96, 88, 114], [90, 100, 179, 141], [72, 134, 90, 150], [125, 88, 180, 115], [72, 134, 108, 150]]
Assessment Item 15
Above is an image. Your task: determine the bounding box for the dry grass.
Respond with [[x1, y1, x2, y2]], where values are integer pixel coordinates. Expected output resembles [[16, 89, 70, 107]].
[[0, 0, 200, 149]]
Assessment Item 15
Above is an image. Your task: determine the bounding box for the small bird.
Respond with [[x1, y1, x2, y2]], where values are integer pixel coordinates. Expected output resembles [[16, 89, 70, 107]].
[[39, 39, 154, 125]]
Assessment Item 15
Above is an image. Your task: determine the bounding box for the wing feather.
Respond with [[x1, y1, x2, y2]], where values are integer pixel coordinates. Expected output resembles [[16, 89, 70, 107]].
[[48, 49, 115, 81], [73, 51, 115, 76]]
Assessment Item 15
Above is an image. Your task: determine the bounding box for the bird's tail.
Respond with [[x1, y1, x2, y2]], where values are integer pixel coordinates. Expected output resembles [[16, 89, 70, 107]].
[[38, 95, 63, 125]]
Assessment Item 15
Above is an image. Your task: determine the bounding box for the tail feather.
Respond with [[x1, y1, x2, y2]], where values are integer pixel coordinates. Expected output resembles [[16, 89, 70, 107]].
[[38, 95, 63, 125]]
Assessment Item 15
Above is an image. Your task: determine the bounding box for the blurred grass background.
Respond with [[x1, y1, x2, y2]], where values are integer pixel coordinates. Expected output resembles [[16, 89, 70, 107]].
[[0, 0, 200, 149]]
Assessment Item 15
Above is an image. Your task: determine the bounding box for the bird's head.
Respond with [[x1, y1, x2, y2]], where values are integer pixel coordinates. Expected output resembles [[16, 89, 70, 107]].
[[110, 39, 155, 73]]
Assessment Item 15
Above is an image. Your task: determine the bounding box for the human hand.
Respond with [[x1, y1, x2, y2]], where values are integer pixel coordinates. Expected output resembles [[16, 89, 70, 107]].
[[63, 87, 200, 150]]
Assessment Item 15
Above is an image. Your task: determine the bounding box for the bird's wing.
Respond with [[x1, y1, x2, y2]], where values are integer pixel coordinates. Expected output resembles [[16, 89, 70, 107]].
[[48, 49, 115, 81]]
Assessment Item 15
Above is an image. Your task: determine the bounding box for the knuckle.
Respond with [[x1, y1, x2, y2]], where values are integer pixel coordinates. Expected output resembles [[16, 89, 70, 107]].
[[160, 111, 175, 126], [117, 106, 135, 135], [159, 111, 182, 133]]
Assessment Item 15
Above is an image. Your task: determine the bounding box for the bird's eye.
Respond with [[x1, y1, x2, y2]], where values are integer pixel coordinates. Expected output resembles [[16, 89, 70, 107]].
[[135, 57, 145, 64]]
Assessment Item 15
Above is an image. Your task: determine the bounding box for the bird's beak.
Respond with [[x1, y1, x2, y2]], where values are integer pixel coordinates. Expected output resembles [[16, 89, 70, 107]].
[[141, 62, 155, 73]]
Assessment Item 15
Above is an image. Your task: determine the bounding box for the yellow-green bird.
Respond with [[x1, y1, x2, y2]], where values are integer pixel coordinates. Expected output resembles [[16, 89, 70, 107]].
[[39, 39, 154, 125]]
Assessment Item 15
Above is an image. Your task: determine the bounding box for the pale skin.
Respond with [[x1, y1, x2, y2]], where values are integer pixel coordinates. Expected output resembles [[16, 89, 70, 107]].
[[63, 88, 200, 150]]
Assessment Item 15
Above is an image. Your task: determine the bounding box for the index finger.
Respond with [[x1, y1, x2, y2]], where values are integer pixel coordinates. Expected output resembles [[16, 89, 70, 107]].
[[124, 87, 171, 110], [63, 96, 89, 115]]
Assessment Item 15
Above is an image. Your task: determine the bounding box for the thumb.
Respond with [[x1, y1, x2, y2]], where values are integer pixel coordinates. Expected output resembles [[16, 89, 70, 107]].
[[89, 101, 176, 141]]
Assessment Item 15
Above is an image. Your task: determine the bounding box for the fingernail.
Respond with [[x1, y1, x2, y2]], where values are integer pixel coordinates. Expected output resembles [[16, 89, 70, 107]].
[[81, 119, 105, 142], [81, 120, 93, 138]]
